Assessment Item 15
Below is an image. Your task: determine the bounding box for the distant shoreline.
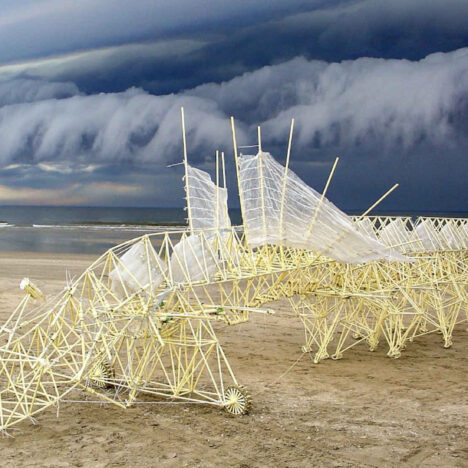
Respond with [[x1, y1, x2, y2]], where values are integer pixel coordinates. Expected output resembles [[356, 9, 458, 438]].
[[0, 205, 466, 255]]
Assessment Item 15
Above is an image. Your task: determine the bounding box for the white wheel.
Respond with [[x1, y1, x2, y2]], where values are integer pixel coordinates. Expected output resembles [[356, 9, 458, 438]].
[[90, 361, 114, 389], [224, 385, 252, 415]]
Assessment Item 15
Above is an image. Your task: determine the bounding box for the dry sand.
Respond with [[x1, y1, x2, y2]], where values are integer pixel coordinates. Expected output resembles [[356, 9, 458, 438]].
[[0, 251, 467, 467]]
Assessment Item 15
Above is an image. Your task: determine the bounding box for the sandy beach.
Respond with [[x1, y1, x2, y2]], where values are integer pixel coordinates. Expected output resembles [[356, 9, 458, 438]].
[[0, 251, 467, 467]]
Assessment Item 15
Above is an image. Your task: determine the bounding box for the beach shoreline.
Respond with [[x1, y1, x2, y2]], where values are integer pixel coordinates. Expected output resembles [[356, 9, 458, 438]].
[[0, 250, 467, 466]]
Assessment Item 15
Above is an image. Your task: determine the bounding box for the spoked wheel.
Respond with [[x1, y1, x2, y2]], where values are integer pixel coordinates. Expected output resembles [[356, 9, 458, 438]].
[[90, 360, 114, 389], [224, 385, 252, 415]]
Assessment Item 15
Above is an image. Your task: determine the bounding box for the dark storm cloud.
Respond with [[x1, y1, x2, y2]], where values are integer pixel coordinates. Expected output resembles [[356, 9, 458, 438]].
[[0, 1, 467, 211], [0, 77, 79, 106], [182, 0, 468, 94], [2, 0, 468, 95], [0, 50, 467, 167], [0, 0, 314, 64], [0, 84, 238, 165]]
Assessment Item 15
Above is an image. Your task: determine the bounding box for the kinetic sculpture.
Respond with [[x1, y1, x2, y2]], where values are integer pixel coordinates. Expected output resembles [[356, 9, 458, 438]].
[[0, 109, 466, 433]]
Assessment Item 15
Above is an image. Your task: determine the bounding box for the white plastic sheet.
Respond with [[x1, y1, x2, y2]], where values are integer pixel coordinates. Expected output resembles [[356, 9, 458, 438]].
[[463, 223, 468, 248], [440, 222, 462, 249], [110, 239, 167, 296], [412, 220, 441, 251], [186, 165, 231, 232], [238, 151, 406, 263], [355, 218, 379, 239], [378, 219, 413, 253], [169, 234, 218, 283]]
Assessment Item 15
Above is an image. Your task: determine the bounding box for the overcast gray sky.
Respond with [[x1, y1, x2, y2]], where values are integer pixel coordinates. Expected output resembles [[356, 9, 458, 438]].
[[0, 0, 467, 211]]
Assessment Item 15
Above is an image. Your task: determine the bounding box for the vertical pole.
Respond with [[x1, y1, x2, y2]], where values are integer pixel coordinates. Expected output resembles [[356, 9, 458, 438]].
[[216, 150, 220, 232], [280, 119, 295, 243], [257, 126, 262, 153], [258, 126, 267, 241], [231, 117, 248, 234], [221, 151, 227, 189], [181, 107, 193, 233], [221, 151, 228, 228]]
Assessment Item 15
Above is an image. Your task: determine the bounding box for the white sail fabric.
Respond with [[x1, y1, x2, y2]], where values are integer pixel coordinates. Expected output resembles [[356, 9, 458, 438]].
[[186, 165, 231, 232], [110, 239, 167, 296], [238, 152, 406, 263], [440, 222, 463, 249], [355, 218, 379, 239], [463, 223, 468, 248], [412, 220, 440, 251], [171, 165, 232, 283], [169, 234, 218, 283], [378, 219, 413, 253]]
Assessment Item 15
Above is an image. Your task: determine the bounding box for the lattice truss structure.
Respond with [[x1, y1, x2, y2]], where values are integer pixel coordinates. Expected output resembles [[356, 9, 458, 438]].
[[234, 143, 467, 365], [0, 228, 340, 431], [290, 230, 468, 363], [0, 111, 466, 433]]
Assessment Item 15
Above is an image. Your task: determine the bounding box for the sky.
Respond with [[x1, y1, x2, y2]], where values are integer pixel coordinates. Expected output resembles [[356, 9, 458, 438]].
[[0, 0, 467, 212]]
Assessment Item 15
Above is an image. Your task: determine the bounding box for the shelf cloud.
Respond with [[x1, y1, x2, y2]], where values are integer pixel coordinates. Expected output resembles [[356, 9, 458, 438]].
[[0, 0, 466, 209], [0, 49, 466, 168]]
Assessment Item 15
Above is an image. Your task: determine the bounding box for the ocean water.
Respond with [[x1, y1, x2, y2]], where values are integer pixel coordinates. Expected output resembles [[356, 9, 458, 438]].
[[0, 206, 242, 254], [0, 205, 465, 255]]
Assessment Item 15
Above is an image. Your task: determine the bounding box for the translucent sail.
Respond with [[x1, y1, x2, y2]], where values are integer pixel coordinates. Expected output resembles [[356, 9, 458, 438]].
[[440, 221, 464, 249], [110, 238, 167, 296], [238, 151, 406, 263], [412, 220, 440, 251], [378, 219, 413, 253], [355, 218, 379, 239], [463, 223, 468, 248], [168, 165, 232, 283], [170, 233, 218, 283], [186, 165, 231, 232]]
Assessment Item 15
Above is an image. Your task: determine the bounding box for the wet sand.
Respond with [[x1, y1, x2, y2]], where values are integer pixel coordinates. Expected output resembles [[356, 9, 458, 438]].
[[0, 251, 467, 467]]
